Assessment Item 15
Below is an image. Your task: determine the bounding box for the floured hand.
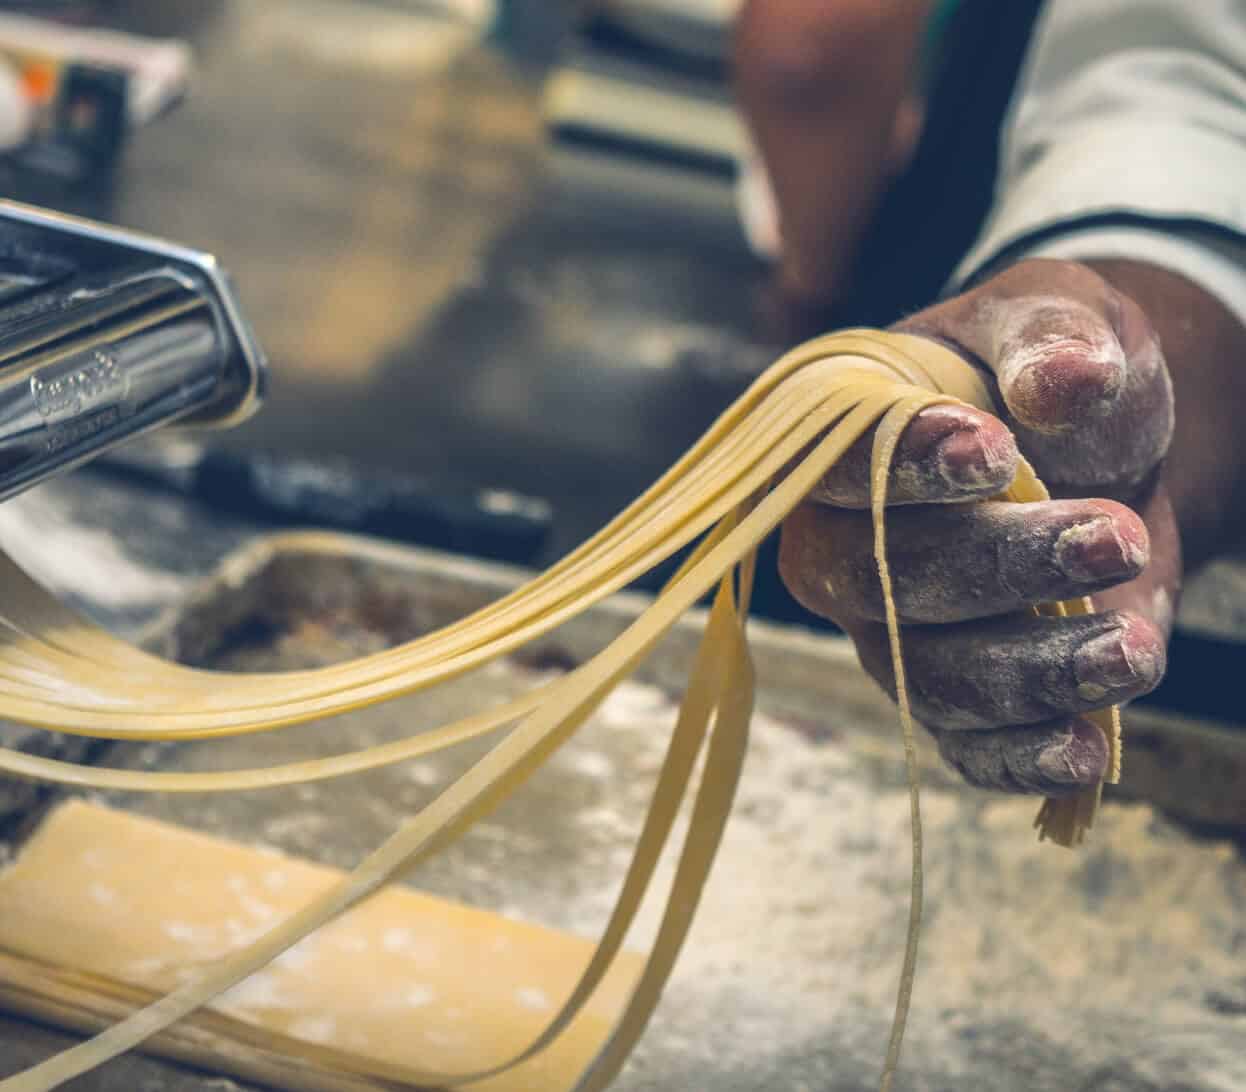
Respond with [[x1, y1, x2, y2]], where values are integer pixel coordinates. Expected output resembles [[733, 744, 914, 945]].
[[780, 259, 1177, 796]]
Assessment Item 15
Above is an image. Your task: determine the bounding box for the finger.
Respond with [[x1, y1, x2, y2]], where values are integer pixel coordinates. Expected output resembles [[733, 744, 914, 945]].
[[933, 717, 1109, 796], [779, 498, 1148, 625], [849, 609, 1165, 732], [896, 259, 1174, 491], [809, 403, 1018, 508]]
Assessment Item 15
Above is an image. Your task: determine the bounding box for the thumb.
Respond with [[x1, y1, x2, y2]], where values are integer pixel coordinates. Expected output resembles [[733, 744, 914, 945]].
[[896, 259, 1173, 492]]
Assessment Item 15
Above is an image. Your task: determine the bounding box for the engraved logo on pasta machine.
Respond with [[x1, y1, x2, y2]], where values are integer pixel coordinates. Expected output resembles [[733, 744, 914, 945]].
[[31, 348, 132, 450]]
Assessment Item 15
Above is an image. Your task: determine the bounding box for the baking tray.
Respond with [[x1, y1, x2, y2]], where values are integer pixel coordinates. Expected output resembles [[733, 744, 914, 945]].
[[2, 532, 1245, 1091]]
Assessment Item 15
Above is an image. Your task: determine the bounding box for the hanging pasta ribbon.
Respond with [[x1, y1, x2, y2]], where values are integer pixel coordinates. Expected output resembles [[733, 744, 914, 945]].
[[0, 329, 1119, 1092]]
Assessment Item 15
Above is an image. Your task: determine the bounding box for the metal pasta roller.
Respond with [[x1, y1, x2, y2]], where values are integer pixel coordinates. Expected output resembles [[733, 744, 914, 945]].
[[0, 198, 266, 501]]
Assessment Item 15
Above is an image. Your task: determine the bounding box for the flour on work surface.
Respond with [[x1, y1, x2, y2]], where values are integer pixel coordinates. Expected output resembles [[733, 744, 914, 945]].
[[0, 491, 188, 608]]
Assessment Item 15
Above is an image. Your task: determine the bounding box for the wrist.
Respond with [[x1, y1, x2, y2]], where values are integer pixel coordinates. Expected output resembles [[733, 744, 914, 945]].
[[1082, 258, 1246, 570]]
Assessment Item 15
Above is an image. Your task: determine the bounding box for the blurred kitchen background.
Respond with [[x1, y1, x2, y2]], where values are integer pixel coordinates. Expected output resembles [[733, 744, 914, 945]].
[[0, 0, 1239, 721], [0, 0, 763, 564]]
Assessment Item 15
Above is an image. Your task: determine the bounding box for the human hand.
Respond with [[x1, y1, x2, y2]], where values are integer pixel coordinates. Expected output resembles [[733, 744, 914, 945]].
[[778, 259, 1177, 795]]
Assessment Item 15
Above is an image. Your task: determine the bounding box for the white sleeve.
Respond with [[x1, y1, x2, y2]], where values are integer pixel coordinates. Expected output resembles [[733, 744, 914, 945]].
[[951, 0, 1246, 324]]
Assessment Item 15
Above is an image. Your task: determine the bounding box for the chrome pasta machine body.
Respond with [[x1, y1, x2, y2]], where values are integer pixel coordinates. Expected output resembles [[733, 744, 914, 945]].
[[0, 199, 265, 501]]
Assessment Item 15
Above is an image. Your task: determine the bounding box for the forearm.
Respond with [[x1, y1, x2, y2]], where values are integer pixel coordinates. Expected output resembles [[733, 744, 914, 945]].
[[733, 0, 929, 304], [1086, 258, 1246, 570]]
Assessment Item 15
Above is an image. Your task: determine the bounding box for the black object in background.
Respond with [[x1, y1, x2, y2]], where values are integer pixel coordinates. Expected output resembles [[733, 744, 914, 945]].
[[57, 63, 128, 169], [1136, 632, 1246, 727], [834, 0, 1047, 329], [18, 63, 129, 179], [93, 444, 552, 567]]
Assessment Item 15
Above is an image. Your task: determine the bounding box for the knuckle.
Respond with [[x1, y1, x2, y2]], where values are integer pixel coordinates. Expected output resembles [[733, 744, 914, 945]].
[[936, 730, 1020, 793], [809, 437, 871, 507], [778, 512, 848, 619], [990, 258, 1114, 308], [776, 519, 818, 609], [780, 506, 880, 622]]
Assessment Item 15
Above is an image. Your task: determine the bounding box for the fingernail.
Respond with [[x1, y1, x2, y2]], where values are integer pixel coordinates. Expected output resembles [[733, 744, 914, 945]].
[[933, 423, 1015, 494], [1003, 340, 1126, 434], [1054, 517, 1143, 583], [1034, 720, 1108, 789], [1073, 627, 1138, 701]]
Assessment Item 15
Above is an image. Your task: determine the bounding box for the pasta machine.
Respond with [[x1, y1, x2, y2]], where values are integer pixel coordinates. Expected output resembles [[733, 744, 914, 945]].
[[0, 198, 265, 502]]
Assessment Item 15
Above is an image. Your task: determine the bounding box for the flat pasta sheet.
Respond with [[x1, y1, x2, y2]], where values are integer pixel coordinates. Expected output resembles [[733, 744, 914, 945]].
[[0, 800, 645, 1092]]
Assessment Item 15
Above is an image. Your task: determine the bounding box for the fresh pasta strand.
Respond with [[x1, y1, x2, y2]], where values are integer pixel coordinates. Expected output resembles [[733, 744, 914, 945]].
[[871, 396, 932, 1092], [0, 329, 1120, 1092]]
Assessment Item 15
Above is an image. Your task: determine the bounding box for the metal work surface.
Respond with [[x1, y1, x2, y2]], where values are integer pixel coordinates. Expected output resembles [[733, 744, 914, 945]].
[[0, 500, 1244, 1091]]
